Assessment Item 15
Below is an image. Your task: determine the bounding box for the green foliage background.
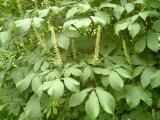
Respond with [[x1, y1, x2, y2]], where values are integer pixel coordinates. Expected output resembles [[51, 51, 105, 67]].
[[0, 0, 160, 120]]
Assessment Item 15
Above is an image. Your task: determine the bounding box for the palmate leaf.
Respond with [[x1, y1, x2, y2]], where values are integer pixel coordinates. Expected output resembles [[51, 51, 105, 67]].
[[85, 91, 100, 120]]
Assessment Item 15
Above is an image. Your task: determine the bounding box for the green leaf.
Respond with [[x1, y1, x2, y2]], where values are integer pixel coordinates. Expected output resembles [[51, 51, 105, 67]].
[[85, 91, 100, 120], [15, 18, 32, 32], [45, 70, 60, 81], [138, 86, 152, 106], [50, 6, 60, 15], [0, 104, 7, 111], [78, 3, 90, 13], [147, 31, 159, 52], [63, 77, 80, 92], [47, 79, 64, 98], [132, 66, 144, 77], [90, 12, 109, 26], [150, 70, 160, 88], [38, 9, 49, 17], [124, 85, 140, 108], [69, 88, 92, 107], [115, 67, 132, 79], [93, 67, 109, 75], [100, 2, 118, 9], [24, 95, 42, 118], [128, 23, 140, 38], [139, 12, 149, 20], [63, 18, 91, 30], [125, 3, 135, 14], [141, 67, 155, 88], [96, 87, 115, 114], [101, 76, 109, 88], [57, 33, 70, 50], [113, 6, 125, 20], [109, 71, 124, 91], [34, 58, 43, 72], [0, 31, 9, 43], [39, 81, 53, 91], [135, 35, 146, 53], [66, 7, 78, 19], [64, 67, 82, 77], [81, 66, 93, 82], [91, 16, 107, 26], [115, 21, 130, 36], [32, 17, 44, 28], [31, 75, 42, 93], [153, 20, 160, 32], [16, 73, 35, 91]]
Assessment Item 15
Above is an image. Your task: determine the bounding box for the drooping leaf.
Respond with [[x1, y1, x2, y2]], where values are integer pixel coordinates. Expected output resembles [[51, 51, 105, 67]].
[[96, 87, 115, 114], [85, 91, 100, 120]]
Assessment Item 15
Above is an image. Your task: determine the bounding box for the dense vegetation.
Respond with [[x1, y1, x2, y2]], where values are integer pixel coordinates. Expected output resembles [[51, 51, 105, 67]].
[[0, 0, 160, 120]]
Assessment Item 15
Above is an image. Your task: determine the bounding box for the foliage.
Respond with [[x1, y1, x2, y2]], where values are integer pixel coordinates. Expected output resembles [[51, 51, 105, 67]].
[[0, 0, 160, 120]]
